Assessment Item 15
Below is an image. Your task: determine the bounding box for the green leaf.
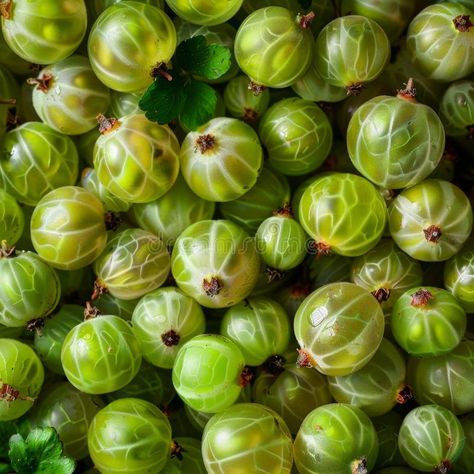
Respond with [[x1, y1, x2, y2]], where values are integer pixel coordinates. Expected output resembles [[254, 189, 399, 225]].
[[298, 0, 312, 9], [175, 35, 231, 80], [139, 74, 186, 125], [179, 81, 217, 131], [8, 427, 75, 474]]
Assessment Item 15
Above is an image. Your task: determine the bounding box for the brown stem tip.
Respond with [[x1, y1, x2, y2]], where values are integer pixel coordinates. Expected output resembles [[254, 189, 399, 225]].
[[273, 202, 293, 218], [195, 133, 215, 154], [264, 266, 284, 283], [248, 81, 266, 96], [91, 279, 107, 301], [434, 460, 452, 474], [243, 107, 258, 124], [397, 78, 417, 102], [396, 384, 413, 404], [453, 15, 473, 32], [423, 224, 442, 243], [296, 348, 315, 368], [372, 287, 391, 303], [150, 62, 173, 81], [262, 354, 287, 376], [161, 329, 180, 347], [26, 73, 53, 93], [26, 318, 45, 335], [0, 240, 15, 258], [0, 98, 16, 105], [203, 277, 223, 297], [345, 83, 364, 96], [411, 288, 434, 307], [97, 113, 120, 134], [239, 366, 254, 387], [309, 240, 332, 258], [170, 440, 185, 461], [0, 384, 35, 402], [299, 11, 315, 29], [84, 301, 101, 320], [0, 0, 11, 19], [351, 458, 368, 474]]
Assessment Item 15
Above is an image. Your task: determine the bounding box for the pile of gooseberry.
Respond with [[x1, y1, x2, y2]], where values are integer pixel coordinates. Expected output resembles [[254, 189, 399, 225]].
[[0, 0, 473, 473]]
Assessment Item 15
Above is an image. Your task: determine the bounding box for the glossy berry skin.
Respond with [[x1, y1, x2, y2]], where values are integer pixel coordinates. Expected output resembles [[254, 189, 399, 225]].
[[171, 220, 260, 308], [107, 90, 141, 118], [294, 282, 385, 376], [128, 174, 215, 247], [0, 122, 79, 206], [61, 315, 142, 394], [0, 251, 61, 327], [88, 2, 176, 92], [347, 93, 445, 189], [407, 340, 474, 415], [315, 15, 390, 91], [341, 0, 415, 42], [259, 98, 333, 176], [94, 113, 180, 203], [31, 56, 111, 136], [172, 334, 246, 413], [388, 179, 473, 262], [220, 297, 290, 366], [31, 186, 108, 271], [1, 0, 87, 65], [438, 80, 474, 138], [298, 173, 387, 257], [88, 398, 172, 474], [166, 0, 242, 26], [223, 75, 270, 123], [371, 411, 406, 469], [132, 287, 206, 369], [34, 304, 83, 375], [453, 413, 474, 474], [202, 403, 293, 474], [179, 117, 263, 202], [93, 228, 170, 300], [234, 7, 313, 88], [391, 286, 466, 357], [31, 382, 104, 460], [406, 2, 474, 82], [93, 0, 165, 15], [351, 239, 423, 315], [294, 403, 379, 474], [0, 189, 23, 247], [444, 239, 474, 312], [328, 338, 408, 417], [252, 352, 332, 434], [398, 405, 465, 472], [219, 166, 291, 234], [0, 338, 44, 421]]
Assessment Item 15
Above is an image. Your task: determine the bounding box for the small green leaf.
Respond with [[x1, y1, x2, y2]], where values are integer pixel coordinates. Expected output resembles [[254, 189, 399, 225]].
[[8, 427, 75, 474], [179, 81, 217, 131], [139, 75, 186, 125], [175, 35, 231, 80], [298, 0, 312, 9]]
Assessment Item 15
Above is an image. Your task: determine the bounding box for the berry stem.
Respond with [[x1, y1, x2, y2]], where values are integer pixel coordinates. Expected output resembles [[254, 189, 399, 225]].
[[0, 98, 16, 105], [372, 287, 391, 303], [453, 15, 473, 32], [0, 240, 15, 258], [345, 83, 364, 95], [248, 81, 266, 96], [243, 107, 258, 124], [96, 113, 121, 134], [202, 277, 223, 297], [170, 440, 185, 460], [298, 11, 315, 29], [161, 329, 180, 347], [195, 133, 216, 154], [0, 0, 11, 19], [273, 203, 294, 218], [410, 289, 434, 307], [150, 62, 173, 81], [91, 280, 107, 301], [351, 458, 368, 474], [26, 73, 54, 93], [396, 385, 413, 404], [434, 460, 452, 474], [296, 348, 316, 368], [423, 224, 442, 243], [84, 301, 101, 320], [239, 366, 254, 387], [397, 78, 417, 102]]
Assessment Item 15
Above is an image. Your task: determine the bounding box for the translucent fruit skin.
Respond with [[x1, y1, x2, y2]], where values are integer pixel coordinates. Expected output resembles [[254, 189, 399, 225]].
[[314, 15, 390, 89], [93, 228, 170, 300], [438, 80, 474, 138], [406, 3, 474, 82], [171, 220, 260, 308], [453, 413, 474, 474], [32, 382, 104, 460], [88, 398, 172, 474], [94, 114, 180, 203], [444, 239, 474, 312], [388, 179, 473, 262], [61, 315, 142, 394], [328, 338, 407, 417], [1, 0, 87, 65], [298, 173, 387, 257], [202, 403, 294, 474], [132, 286, 206, 369], [0, 193, 26, 254], [294, 403, 379, 474], [88, 2, 177, 92], [179, 117, 263, 202], [172, 334, 245, 413], [390, 286, 466, 357], [0, 338, 45, 421], [407, 340, 474, 415], [294, 282, 385, 376], [166, 0, 242, 26], [234, 6, 313, 88], [347, 95, 445, 189], [0, 122, 79, 206], [32, 56, 111, 136], [398, 405, 465, 472], [220, 297, 290, 366], [258, 98, 333, 176], [0, 251, 61, 328], [30, 186, 108, 271]]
